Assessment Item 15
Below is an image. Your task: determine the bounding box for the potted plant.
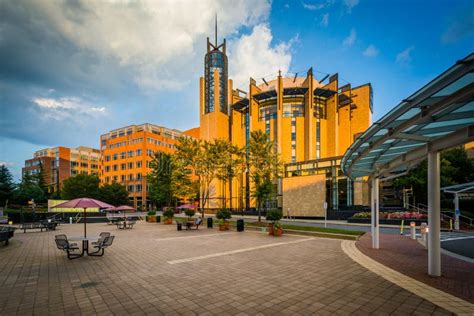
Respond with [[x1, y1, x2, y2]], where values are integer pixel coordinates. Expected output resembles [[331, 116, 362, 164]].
[[184, 209, 195, 220], [266, 209, 283, 236], [216, 209, 232, 231], [147, 210, 157, 223], [163, 208, 174, 225]]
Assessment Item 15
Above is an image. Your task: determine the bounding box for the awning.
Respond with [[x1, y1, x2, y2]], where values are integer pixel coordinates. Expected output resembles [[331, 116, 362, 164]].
[[314, 87, 337, 98], [341, 53, 474, 179], [232, 98, 249, 112], [253, 90, 277, 101]]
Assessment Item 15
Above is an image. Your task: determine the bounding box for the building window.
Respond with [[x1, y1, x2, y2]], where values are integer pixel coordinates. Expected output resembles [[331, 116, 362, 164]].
[[120, 152, 126, 159], [113, 175, 118, 182], [128, 151, 134, 158], [105, 166, 110, 172], [121, 175, 126, 182], [127, 185, 134, 192], [113, 165, 118, 171], [135, 184, 142, 192], [113, 154, 118, 160], [136, 149, 142, 156], [128, 174, 134, 181], [128, 162, 134, 169], [121, 163, 126, 170], [136, 161, 142, 168], [105, 176, 110, 183], [105, 156, 110, 161], [136, 173, 142, 180]]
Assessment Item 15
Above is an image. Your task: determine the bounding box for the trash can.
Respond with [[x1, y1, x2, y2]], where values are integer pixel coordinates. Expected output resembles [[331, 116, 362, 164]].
[[177, 222, 182, 231], [157, 215, 161, 223], [237, 219, 244, 232], [207, 217, 213, 229]]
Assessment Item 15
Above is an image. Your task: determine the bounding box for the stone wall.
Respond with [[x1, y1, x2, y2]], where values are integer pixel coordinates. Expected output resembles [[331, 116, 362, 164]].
[[282, 174, 326, 217]]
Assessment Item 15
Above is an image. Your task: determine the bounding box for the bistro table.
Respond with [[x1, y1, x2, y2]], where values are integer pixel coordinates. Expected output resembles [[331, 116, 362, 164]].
[[68, 236, 99, 256]]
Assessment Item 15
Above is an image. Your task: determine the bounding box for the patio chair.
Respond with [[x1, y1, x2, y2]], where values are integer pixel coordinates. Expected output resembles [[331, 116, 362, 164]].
[[89, 236, 115, 257], [54, 235, 81, 260], [116, 221, 125, 229], [126, 220, 136, 229], [92, 232, 110, 246]]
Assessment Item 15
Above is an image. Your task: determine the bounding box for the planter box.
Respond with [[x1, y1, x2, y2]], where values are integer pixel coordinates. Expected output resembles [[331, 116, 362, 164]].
[[347, 218, 427, 225]]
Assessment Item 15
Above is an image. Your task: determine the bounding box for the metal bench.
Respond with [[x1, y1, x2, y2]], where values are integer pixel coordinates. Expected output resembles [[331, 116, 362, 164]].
[[89, 236, 115, 257], [20, 222, 46, 233], [54, 235, 81, 260], [180, 218, 202, 230]]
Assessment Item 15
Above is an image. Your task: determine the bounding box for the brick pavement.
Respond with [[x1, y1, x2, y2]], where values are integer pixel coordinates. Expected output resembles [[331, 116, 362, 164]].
[[356, 233, 474, 304], [0, 222, 453, 315]]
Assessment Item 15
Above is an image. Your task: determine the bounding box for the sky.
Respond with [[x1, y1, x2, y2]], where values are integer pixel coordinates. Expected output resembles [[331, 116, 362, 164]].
[[1, 0, 473, 181]]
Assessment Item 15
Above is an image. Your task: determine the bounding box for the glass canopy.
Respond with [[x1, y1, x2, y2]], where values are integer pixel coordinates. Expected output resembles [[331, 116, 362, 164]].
[[342, 53, 474, 179]]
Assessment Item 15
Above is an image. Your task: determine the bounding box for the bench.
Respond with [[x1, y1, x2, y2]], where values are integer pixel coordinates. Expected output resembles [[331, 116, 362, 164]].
[[0, 226, 16, 246], [180, 218, 202, 230], [54, 235, 81, 260], [89, 236, 115, 257], [20, 222, 51, 233]]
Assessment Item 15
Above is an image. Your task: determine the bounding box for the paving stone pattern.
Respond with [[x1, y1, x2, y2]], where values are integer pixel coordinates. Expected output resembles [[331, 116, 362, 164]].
[[0, 222, 453, 315]]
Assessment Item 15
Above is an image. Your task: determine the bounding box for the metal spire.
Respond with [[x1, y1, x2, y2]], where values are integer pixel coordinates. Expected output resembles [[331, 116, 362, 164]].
[[215, 13, 218, 47]]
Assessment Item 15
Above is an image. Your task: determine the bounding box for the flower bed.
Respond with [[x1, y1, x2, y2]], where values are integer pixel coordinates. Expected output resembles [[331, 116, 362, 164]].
[[348, 211, 428, 225]]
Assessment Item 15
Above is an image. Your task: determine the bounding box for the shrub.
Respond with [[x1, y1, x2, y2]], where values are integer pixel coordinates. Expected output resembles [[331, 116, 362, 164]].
[[266, 209, 283, 222], [216, 208, 232, 221], [184, 209, 195, 218], [163, 209, 175, 219], [147, 210, 156, 216]]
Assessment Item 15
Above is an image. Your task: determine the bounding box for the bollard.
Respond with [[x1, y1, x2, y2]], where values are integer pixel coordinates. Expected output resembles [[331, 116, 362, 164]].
[[420, 222, 428, 242], [449, 219, 453, 232], [69, 217, 73, 225], [237, 219, 244, 232], [177, 222, 182, 231], [410, 222, 416, 240], [400, 219, 405, 235], [207, 217, 213, 229]]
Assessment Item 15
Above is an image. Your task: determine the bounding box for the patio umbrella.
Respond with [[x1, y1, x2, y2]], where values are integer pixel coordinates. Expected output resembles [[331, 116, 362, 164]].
[[52, 198, 113, 238], [177, 204, 197, 209]]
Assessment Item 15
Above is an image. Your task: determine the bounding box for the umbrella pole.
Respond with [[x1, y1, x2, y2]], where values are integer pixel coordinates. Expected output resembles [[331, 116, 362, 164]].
[[84, 207, 87, 238]]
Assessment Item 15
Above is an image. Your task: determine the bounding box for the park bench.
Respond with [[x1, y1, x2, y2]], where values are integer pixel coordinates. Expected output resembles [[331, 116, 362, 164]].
[[54, 235, 81, 260], [0, 226, 16, 246], [89, 236, 115, 257], [20, 222, 46, 233], [179, 218, 202, 230]]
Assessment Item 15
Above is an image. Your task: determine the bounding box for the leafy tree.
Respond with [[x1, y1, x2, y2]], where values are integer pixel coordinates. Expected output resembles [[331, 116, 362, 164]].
[[35, 161, 49, 201], [148, 152, 174, 208], [171, 155, 199, 204], [14, 173, 45, 205], [99, 182, 129, 206], [247, 131, 283, 221], [61, 174, 101, 200], [393, 147, 474, 205], [0, 165, 15, 208]]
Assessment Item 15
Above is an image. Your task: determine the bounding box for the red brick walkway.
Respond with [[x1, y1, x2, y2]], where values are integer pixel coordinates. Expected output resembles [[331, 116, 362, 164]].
[[356, 233, 474, 303]]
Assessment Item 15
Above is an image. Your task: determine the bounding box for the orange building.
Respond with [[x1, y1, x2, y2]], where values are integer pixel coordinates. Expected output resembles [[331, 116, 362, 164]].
[[22, 146, 100, 194], [198, 25, 373, 214], [99, 123, 196, 210]]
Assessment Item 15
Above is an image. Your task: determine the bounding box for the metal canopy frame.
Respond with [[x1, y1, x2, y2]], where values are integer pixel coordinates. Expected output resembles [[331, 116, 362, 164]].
[[341, 53, 474, 180], [340, 53, 474, 278], [441, 181, 474, 195]]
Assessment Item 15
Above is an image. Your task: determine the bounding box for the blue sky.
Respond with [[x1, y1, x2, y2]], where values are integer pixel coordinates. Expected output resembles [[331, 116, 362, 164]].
[[0, 0, 473, 180]]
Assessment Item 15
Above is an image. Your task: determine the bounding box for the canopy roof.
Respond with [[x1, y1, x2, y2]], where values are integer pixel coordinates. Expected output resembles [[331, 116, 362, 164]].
[[441, 182, 474, 195], [342, 53, 474, 179]]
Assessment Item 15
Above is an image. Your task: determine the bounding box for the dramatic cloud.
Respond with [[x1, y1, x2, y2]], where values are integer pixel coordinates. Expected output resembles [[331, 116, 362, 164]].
[[396, 46, 415, 65], [229, 24, 294, 89], [320, 13, 329, 27], [343, 29, 357, 47], [363, 44, 379, 57]]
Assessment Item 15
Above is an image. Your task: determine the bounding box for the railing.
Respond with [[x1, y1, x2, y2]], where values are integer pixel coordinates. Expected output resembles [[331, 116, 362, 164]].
[[411, 203, 473, 227]]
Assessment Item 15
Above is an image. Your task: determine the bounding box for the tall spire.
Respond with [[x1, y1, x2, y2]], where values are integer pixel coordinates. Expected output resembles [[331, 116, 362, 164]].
[[215, 13, 218, 47]]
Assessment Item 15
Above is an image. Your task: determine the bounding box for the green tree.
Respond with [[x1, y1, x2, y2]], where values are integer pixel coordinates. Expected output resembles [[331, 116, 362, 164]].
[[148, 152, 174, 208], [171, 155, 199, 204], [61, 174, 101, 200], [247, 131, 283, 221], [14, 173, 45, 205], [0, 165, 15, 208], [393, 147, 474, 205], [99, 182, 129, 206], [35, 161, 49, 201]]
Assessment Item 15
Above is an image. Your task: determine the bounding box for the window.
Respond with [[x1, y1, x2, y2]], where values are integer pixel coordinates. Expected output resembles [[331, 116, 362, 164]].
[[113, 165, 118, 171], [128, 162, 134, 169], [121, 175, 126, 182], [113, 154, 118, 160], [127, 185, 134, 192], [128, 174, 134, 181], [81, 162, 88, 168], [105, 166, 110, 172], [136, 161, 142, 168], [113, 175, 118, 182], [128, 151, 134, 158], [147, 149, 154, 156], [136, 149, 142, 156], [136, 173, 142, 180], [135, 184, 142, 192], [120, 152, 126, 159], [121, 163, 126, 170], [105, 176, 110, 183]]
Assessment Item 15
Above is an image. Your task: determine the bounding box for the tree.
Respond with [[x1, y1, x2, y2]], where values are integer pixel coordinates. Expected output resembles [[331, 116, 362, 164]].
[[0, 165, 15, 208], [99, 182, 129, 206], [61, 174, 101, 200], [247, 131, 283, 221], [13, 173, 45, 205], [148, 152, 174, 208], [35, 161, 49, 201], [393, 147, 474, 205], [171, 155, 199, 204]]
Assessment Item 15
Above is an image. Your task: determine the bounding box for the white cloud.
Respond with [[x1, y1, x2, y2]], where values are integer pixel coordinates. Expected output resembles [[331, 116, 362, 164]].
[[31, 0, 272, 92], [396, 46, 415, 65], [302, 2, 326, 10], [0, 162, 15, 167], [343, 29, 357, 47], [344, 0, 359, 13], [32, 96, 107, 121], [363, 44, 379, 57], [320, 13, 329, 27], [229, 24, 294, 89]]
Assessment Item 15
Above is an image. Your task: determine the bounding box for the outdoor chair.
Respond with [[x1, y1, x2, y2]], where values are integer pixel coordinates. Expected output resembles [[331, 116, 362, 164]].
[[92, 232, 110, 246], [89, 236, 115, 257], [126, 220, 136, 229], [116, 221, 125, 229], [54, 235, 81, 260]]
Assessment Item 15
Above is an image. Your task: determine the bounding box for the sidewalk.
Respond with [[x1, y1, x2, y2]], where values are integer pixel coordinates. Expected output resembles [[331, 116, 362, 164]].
[[356, 233, 474, 303]]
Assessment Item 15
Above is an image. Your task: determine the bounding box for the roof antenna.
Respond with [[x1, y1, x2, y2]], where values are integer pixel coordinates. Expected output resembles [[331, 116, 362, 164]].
[[215, 13, 218, 47]]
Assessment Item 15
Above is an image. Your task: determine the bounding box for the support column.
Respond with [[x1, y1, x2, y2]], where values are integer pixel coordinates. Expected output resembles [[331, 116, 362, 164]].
[[454, 193, 460, 231], [371, 177, 379, 249], [428, 151, 441, 277]]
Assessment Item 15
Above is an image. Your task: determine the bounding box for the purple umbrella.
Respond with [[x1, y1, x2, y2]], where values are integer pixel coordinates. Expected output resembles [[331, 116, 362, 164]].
[[53, 198, 113, 237], [177, 204, 197, 209]]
